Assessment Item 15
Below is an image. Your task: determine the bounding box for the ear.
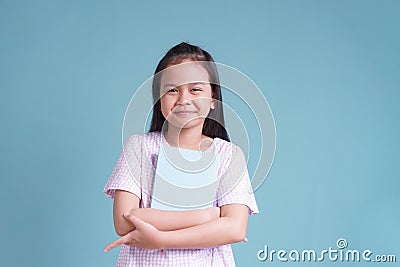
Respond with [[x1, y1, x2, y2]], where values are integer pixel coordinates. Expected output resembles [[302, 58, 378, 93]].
[[210, 99, 216, 110], [210, 92, 216, 110]]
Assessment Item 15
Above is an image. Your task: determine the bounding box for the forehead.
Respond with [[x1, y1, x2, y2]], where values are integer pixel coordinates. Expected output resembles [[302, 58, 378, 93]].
[[160, 62, 210, 87]]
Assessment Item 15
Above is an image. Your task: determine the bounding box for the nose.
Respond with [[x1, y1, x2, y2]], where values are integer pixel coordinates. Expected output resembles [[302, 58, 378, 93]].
[[177, 90, 191, 105]]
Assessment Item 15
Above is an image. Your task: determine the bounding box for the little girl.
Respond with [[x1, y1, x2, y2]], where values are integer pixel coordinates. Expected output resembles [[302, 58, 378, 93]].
[[103, 42, 259, 266]]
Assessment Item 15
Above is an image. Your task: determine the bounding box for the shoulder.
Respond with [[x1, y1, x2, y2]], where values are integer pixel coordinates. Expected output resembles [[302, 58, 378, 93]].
[[122, 132, 161, 154], [125, 131, 161, 144], [213, 138, 247, 175], [213, 138, 244, 157]]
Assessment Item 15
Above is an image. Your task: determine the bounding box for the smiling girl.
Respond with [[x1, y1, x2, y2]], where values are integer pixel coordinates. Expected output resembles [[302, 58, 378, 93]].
[[103, 42, 259, 266]]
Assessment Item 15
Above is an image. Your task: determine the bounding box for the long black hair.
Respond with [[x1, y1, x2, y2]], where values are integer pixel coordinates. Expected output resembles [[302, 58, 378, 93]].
[[149, 42, 230, 142]]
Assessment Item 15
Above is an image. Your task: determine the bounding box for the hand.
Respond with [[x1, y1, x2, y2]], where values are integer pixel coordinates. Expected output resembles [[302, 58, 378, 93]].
[[104, 214, 164, 252]]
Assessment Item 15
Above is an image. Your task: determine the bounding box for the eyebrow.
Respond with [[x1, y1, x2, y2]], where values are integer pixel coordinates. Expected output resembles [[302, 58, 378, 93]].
[[162, 82, 207, 88]]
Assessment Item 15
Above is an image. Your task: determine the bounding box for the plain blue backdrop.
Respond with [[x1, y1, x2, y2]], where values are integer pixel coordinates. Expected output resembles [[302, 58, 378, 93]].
[[1, 1, 399, 266]]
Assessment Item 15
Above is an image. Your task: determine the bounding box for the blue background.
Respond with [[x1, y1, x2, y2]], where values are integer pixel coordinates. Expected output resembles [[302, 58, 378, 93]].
[[1, 0, 399, 266]]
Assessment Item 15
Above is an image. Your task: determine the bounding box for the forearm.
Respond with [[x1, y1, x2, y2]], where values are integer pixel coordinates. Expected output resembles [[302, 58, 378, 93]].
[[159, 215, 248, 249], [127, 207, 220, 231], [105, 205, 249, 252], [113, 189, 219, 236]]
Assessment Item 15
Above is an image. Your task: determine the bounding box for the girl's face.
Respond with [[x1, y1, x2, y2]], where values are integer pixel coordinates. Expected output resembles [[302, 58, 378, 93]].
[[160, 61, 215, 131]]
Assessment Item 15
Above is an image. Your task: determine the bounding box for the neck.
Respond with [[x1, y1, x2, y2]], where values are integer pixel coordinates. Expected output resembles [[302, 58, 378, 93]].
[[164, 124, 211, 151]]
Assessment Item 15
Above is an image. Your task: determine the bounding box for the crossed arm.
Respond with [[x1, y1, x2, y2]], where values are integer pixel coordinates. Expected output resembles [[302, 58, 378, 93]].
[[104, 189, 249, 251]]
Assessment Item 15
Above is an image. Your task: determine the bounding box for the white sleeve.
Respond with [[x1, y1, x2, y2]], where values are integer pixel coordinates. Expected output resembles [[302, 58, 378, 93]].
[[103, 134, 142, 199], [216, 145, 259, 215]]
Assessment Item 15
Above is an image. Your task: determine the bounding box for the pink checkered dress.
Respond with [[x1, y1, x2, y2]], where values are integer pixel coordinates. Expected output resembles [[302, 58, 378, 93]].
[[104, 131, 259, 267]]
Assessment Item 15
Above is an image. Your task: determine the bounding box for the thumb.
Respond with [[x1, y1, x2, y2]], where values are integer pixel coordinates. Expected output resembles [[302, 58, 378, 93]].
[[123, 213, 144, 228]]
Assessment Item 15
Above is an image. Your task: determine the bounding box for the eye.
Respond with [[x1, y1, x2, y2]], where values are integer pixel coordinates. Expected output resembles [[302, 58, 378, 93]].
[[167, 88, 178, 93], [192, 87, 202, 92]]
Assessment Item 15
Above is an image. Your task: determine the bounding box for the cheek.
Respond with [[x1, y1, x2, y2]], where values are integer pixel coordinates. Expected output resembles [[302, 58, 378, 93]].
[[193, 97, 213, 108], [160, 98, 172, 117], [160, 101, 167, 114]]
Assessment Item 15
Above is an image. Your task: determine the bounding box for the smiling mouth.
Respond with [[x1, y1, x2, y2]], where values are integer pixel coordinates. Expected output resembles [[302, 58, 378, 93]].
[[174, 111, 196, 115]]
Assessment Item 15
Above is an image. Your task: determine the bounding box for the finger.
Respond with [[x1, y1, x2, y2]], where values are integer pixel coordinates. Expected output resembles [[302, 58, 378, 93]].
[[125, 240, 137, 246], [104, 234, 131, 252]]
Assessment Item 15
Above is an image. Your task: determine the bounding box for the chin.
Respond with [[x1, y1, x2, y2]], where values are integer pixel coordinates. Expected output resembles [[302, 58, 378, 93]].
[[169, 119, 204, 130]]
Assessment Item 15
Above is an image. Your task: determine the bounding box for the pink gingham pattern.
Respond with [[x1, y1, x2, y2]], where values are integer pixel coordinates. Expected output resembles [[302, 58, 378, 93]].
[[104, 131, 259, 267]]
